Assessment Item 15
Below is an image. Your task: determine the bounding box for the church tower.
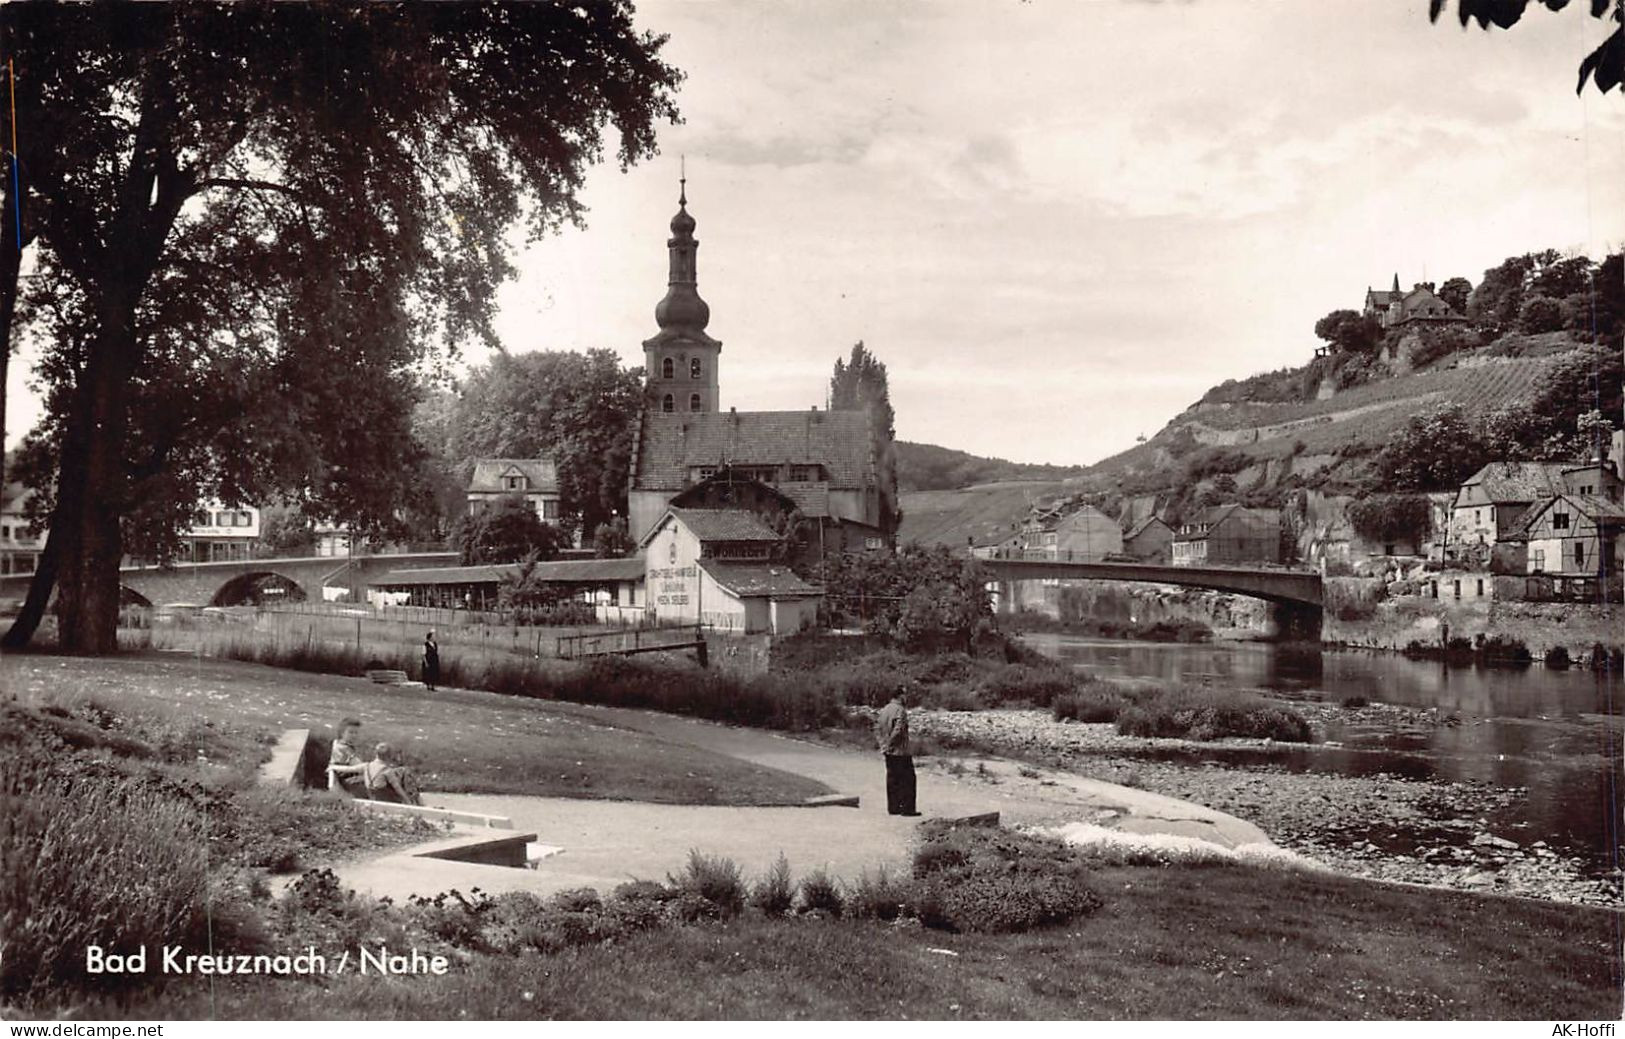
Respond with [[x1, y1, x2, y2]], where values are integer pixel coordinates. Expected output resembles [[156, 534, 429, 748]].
[[643, 173, 721, 415]]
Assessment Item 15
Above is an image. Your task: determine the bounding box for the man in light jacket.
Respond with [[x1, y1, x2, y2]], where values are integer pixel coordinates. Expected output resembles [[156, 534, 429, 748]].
[[876, 688, 919, 816]]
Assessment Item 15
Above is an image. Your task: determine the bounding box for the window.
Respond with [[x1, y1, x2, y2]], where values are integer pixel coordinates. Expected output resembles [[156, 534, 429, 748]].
[[662, 394, 674, 413], [690, 357, 703, 379], [215, 511, 232, 526], [689, 393, 703, 412], [1453, 580, 1461, 599], [1476, 579, 1483, 597], [504, 474, 525, 491], [696, 466, 717, 481], [661, 357, 674, 379], [1553, 512, 1570, 530], [1532, 549, 1545, 573], [194, 511, 211, 527], [1383, 544, 1395, 556], [1575, 542, 1586, 568], [542, 500, 559, 521]]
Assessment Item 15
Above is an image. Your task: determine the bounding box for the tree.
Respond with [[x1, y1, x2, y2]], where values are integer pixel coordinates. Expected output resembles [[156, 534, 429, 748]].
[[1429, 0, 1624, 94], [1468, 253, 1537, 329], [449, 350, 644, 536], [0, 3, 680, 652], [1313, 310, 1381, 354], [255, 505, 315, 559], [1348, 494, 1434, 549], [829, 341, 901, 540], [814, 545, 991, 649], [455, 496, 567, 566], [1519, 294, 1567, 333], [592, 518, 636, 559], [1437, 277, 1473, 315], [1370, 404, 1491, 491]]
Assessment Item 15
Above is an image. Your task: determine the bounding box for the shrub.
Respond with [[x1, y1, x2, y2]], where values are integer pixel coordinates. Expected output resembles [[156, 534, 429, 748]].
[[910, 827, 1101, 934], [847, 867, 911, 922], [1115, 686, 1311, 742], [974, 663, 1076, 708], [1052, 684, 1126, 723], [750, 853, 795, 916], [0, 758, 214, 999], [670, 849, 745, 917], [1340, 696, 1369, 709], [1543, 646, 1572, 670], [798, 868, 845, 917]]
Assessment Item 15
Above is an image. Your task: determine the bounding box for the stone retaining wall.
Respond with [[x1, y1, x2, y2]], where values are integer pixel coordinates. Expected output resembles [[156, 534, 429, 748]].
[[1327, 596, 1622, 658]]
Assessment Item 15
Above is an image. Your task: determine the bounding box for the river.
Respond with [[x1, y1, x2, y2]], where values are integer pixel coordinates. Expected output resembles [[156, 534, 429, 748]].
[[1020, 633, 1623, 879]]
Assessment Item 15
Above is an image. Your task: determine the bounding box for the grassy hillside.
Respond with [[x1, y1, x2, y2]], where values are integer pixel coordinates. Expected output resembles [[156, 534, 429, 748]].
[[896, 441, 1087, 493], [898, 480, 1073, 549]]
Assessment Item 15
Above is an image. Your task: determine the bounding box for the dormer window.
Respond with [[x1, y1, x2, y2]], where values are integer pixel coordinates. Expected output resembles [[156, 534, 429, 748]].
[[662, 357, 674, 379], [690, 357, 703, 379], [662, 394, 675, 413], [690, 393, 703, 412], [504, 474, 525, 491]]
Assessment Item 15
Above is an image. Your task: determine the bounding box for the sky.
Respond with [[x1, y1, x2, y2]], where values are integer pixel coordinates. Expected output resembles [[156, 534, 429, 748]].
[[8, 0, 1623, 466]]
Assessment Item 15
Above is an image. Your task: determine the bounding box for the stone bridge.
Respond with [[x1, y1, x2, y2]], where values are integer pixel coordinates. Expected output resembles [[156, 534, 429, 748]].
[[0, 552, 459, 608], [980, 553, 1324, 640]]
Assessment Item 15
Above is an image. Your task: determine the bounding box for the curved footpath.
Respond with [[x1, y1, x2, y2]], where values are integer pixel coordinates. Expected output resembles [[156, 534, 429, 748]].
[[330, 702, 1276, 903]]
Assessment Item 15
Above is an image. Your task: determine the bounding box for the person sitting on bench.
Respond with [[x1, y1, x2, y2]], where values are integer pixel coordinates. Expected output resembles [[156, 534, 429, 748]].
[[331, 742, 422, 805], [327, 717, 367, 798]]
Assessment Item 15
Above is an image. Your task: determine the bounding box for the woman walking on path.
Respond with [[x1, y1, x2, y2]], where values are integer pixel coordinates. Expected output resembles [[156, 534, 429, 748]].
[[422, 630, 440, 691]]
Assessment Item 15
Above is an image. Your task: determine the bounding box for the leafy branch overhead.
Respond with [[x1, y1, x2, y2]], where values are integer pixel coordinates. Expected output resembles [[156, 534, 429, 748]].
[[1428, 0, 1624, 93], [0, 2, 682, 651]]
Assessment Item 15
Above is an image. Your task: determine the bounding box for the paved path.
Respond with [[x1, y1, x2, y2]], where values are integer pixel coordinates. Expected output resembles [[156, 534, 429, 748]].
[[331, 701, 1272, 903]]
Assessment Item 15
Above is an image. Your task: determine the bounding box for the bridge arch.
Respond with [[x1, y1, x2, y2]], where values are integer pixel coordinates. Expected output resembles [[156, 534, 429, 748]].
[[119, 586, 153, 608], [209, 571, 310, 607]]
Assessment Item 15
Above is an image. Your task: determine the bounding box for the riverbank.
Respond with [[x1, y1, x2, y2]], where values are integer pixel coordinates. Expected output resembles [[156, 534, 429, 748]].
[[901, 705, 1622, 908], [1324, 594, 1622, 660]]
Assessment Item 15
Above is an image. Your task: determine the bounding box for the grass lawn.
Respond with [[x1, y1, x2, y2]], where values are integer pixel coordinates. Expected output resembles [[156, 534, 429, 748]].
[[118, 862, 1621, 1020], [0, 651, 829, 806]]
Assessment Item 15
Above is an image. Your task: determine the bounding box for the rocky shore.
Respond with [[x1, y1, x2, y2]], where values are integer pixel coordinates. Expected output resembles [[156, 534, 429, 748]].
[[908, 707, 1622, 908]]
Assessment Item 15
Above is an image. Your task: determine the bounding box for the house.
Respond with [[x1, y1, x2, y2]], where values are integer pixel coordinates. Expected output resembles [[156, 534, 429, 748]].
[[638, 507, 821, 635], [1122, 515, 1173, 564], [0, 484, 42, 576], [466, 458, 562, 522], [1516, 494, 1625, 578], [1364, 276, 1465, 330], [1171, 504, 1280, 567], [183, 503, 261, 563], [1020, 504, 1122, 561], [1448, 461, 1576, 559], [625, 183, 889, 544], [667, 466, 886, 566]]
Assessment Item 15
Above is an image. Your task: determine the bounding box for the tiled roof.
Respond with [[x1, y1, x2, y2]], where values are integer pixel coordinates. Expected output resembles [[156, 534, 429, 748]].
[[1124, 515, 1171, 541], [467, 458, 559, 495], [670, 508, 782, 542], [777, 482, 832, 517], [371, 557, 644, 587], [700, 560, 822, 598], [634, 409, 873, 491], [1459, 462, 1571, 505], [1519, 494, 1625, 533]]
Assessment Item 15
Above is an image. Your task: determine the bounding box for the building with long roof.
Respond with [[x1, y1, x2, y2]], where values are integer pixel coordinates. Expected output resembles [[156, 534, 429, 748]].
[[626, 179, 889, 545]]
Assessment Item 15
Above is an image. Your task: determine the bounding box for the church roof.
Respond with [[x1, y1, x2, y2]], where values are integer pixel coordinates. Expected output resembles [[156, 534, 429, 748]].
[[633, 409, 874, 491]]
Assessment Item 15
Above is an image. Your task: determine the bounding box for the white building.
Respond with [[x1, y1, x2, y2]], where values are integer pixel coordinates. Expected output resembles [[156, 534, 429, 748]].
[[638, 507, 821, 635]]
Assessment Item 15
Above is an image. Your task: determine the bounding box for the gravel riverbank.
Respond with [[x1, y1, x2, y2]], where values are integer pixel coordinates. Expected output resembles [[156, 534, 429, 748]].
[[905, 707, 1622, 908]]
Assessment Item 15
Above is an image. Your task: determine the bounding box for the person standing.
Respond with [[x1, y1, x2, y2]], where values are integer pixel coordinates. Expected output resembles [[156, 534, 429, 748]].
[[422, 630, 440, 691], [876, 688, 919, 816]]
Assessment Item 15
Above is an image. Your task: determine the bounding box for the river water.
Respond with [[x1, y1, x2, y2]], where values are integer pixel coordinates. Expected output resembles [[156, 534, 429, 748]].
[[1021, 633, 1623, 876]]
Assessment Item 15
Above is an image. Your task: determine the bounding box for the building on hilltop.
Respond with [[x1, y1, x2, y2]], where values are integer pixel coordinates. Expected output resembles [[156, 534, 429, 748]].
[[1363, 275, 1465, 330], [627, 179, 889, 544]]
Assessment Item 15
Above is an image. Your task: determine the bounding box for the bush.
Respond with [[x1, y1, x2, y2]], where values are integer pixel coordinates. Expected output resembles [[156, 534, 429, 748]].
[[670, 849, 745, 917], [847, 867, 911, 922], [1052, 685, 1127, 723], [1115, 686, 1311, 742], [910, 827, 1101, 934], [1543, 646, 1572, 670], [1, 758, 214, 999], [798, 868, 845, 917], [974, 663, 1077, 708], [749, 853, 795, 917]]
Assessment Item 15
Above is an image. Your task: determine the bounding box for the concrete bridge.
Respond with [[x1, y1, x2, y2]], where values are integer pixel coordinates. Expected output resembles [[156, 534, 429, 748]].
[[980, 552, 1324, 640], [0, 552, 459, 608]]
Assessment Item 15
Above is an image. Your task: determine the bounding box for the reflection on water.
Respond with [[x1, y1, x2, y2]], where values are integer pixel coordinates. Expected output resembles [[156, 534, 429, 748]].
[[1022, 633, 1623, 869]]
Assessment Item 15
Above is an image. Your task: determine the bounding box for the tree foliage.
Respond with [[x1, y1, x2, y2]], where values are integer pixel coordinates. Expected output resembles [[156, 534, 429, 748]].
[[1313, 310, 1381, 354], [830, 342, 901, 538], [0, 2, 681, 651], [455, 496, 567, 566], [1429, 0, 1624, 93], [813, 545, 991, 649], [1437, 277, 1473, 315], [1347, 494, 1434, 548], [445, 350, 645, 536]]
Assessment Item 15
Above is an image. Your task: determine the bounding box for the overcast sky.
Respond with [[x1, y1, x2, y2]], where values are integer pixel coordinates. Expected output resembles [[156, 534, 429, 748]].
[[8, 0, 1623, 466]]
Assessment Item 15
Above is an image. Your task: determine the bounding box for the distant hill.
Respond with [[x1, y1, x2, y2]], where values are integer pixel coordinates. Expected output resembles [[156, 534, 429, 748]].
[[896, 441, 1087, 493], [897, 480, 1074, 550]]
